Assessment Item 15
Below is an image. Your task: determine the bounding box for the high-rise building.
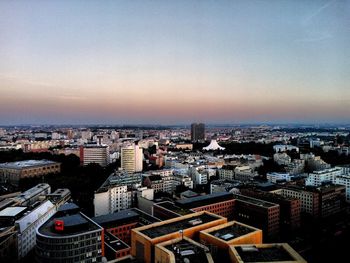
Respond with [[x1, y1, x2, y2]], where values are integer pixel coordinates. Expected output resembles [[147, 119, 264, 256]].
[[80, 144, 110, 167], [121, 144, 143, 173], [191, 123, 205, 142]]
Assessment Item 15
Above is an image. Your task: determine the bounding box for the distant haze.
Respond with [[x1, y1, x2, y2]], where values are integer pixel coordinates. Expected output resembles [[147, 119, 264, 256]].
[[0, 0, 349, 125]]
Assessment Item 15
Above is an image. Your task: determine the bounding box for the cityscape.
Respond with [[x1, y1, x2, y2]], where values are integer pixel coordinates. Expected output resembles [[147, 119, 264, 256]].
[[0, 1, 349, 263]]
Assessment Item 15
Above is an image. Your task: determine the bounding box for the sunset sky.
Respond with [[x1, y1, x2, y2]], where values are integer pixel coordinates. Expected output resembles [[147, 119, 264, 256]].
[[0, 0, 349, 125]]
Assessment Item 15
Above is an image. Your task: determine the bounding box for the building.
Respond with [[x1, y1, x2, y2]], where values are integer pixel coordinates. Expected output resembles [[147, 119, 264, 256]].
[[335, 175, 350, 202], [266, 172, 295, 184], [229, 243, 306, 263], [232, 194, 280, 238], [199, 221, 262, 250], [155, 237, 214, 263], [131, 211, 227, 263], [0, 160, 61, 185], [240, 189, 301, 231], [94, 172, 142, 216], [175, 143, 193, 150], [273, 145, 299, 153], [271, 187, 320, 217], [219, 165, 236, 180], [210, 179, 240, 194], [317, 184, 346, 218], [16, 200, 56, 259], [203, 140, 225, 151], [80, 144, 110, 167], [175, 192, 236, 220], [121, 144, 143, 173], [0, 184, 70, 260], [92, 208, 160, 245], [306, 167, 343, 186], [191, 123, 205, 142], [36, 203, 104, 263], [273, 153, 291, 166], [234, 166, 257, 182]]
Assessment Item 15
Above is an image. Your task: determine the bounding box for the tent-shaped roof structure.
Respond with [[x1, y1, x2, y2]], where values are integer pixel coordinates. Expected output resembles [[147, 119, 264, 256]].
[[203, 140, 225, 151]]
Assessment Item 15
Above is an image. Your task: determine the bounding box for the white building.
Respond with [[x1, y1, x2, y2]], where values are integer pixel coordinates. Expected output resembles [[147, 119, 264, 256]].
[[202, 140, 225, 151], [273, 145, 299, 153], [305, 167, 343, 186], [15, 200, 56, 259], [121, 144, 143, 173], [335, 175, 350, 202], [94, 185, 132, 216], [80, 144, 110, 167], [267, 172, 294, 183]]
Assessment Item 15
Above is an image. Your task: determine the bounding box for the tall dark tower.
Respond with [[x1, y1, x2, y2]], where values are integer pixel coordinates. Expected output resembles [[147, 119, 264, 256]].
[[191, 123, 205, 142]]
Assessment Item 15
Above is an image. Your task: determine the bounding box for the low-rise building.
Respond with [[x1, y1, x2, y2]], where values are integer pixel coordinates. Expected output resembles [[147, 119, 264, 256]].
[[0, 160, 61, 185], [229, 243, 306, 263]]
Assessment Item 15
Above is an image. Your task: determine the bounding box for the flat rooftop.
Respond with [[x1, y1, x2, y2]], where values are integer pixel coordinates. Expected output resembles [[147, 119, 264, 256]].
[[235, 245, 294, 262], [104, 232, 129, 252], [0, 206, 27, 217], [0, 160, 58, 169], [209, 223, 255, 241], [155, 201, 193, 216], [92, 209, 139, 227], [232, 194, 277, 208], [140, 213, 219, 239], [39, 212, 101, 237], [175, 192, 234, 209], [164, 239, 210, 263]]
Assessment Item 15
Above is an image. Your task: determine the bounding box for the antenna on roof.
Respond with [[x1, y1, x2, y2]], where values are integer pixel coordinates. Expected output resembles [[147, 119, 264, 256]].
[[179, 229, 184, 240]]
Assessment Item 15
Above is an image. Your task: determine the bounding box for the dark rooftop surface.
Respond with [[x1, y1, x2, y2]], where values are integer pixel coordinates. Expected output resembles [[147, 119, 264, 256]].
[[39, 212, 101, 237], [104, 232, 129, 252], [140, 213, 218, 239], [92, 209, 139, 227], [232, 194, 278, 208], [156, 201, 193, 216], [210, 223, 255, 241], [236, 246, 294, 262], [175, 192, 234, 209], [164, 239, 210, 263]]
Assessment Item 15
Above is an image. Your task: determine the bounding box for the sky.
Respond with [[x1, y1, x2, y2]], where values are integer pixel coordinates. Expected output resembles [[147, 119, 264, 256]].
[[0, 0, 349, 125]]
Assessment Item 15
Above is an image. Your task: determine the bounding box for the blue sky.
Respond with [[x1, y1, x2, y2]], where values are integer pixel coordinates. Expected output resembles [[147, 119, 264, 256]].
[[0, 0, 349, 124]]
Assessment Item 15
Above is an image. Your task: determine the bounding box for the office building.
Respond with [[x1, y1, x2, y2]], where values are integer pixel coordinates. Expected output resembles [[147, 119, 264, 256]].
[[121, 144, 143, 173], [232, 194, 280, 238], [0, 160, 61, 185], [80, 144, 110, 167], [240, 189, 301, 231], [36, 203, 104, 263], [191, 123, 205, 142]]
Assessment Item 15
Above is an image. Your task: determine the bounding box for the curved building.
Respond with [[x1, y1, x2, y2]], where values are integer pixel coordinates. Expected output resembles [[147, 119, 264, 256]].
[[36, 203, 104, 263]]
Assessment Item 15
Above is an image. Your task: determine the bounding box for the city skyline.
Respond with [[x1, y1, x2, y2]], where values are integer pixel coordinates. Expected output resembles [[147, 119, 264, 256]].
[[0, 0, 349, 125]]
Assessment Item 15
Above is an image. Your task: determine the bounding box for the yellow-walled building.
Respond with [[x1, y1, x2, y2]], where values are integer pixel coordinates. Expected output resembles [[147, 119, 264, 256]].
[[131, 211, 227, 263], [199, 221, 263, 249]]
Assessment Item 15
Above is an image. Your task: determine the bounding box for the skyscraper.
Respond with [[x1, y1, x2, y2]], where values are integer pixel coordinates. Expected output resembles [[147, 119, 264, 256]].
[[191, 123, 205, 142], [121, 144, 143, 173]]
